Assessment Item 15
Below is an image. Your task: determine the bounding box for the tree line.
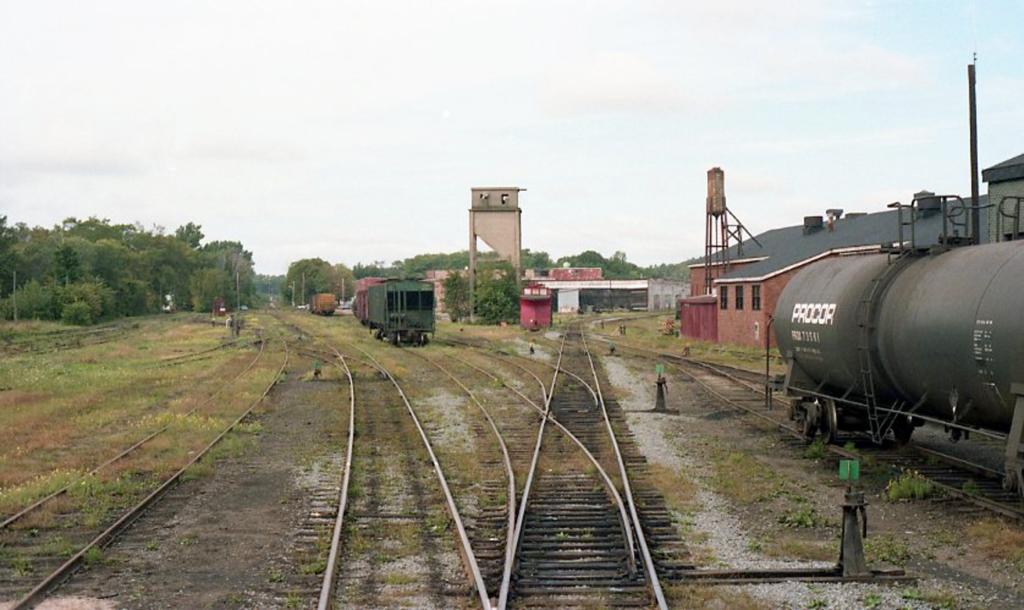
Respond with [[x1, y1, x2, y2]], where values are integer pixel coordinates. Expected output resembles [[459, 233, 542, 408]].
[[346, 249, 692, 282], [280, 249, 694, 325], [0, 216, 256, 325]]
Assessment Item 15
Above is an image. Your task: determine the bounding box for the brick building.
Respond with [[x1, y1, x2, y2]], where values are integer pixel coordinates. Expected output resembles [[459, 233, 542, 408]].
[[684, 195, 989, 349]]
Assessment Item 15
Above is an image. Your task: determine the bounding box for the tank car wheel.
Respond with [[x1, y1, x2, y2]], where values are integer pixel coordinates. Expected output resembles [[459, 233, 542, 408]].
[[801, 400, 821, 442], [1002, 466, 1023, 497], [893, 415, 914, 446], [821, 399, 839, 444]]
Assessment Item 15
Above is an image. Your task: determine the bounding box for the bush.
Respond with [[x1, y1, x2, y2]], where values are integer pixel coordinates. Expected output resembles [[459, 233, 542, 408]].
[[885, 469, 935, 501], [58, 281, 114, 322], [8, 279, 58, 320], [62, 301, 94, 326]]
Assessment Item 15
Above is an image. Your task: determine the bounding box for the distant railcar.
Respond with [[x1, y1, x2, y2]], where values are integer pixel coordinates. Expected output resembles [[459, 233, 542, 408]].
[[365, 280, 435, 345], [213, 296, 227, 316], [354, 278, 386, 325], [310, 293, 337, 316]]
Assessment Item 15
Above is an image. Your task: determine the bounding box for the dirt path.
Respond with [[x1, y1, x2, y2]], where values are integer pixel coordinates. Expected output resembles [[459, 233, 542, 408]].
[[44, 360, 348, 609]]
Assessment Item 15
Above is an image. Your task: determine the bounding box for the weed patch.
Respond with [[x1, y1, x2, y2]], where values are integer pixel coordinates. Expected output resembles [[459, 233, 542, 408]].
[[865, 533, 911, 566], [803, 438, 827, 460], [885, 469, 935, 501], [777, 506, 817, 528], [966, 519, 1024, 568]]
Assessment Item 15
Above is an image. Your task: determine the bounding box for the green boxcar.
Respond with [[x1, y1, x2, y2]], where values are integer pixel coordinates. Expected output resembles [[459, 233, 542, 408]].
[[366, 280, 435, 345]]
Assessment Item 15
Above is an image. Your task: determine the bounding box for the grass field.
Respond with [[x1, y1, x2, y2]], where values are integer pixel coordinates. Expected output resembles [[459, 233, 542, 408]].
[[0, 314, 278, 517]]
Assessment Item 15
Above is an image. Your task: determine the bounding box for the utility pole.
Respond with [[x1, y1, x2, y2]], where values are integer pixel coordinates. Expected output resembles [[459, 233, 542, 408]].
[[236, 271, 240, 311], [968, 61, 981, 244], [12, 270, 17, 323], [301, 273, 306, 307]]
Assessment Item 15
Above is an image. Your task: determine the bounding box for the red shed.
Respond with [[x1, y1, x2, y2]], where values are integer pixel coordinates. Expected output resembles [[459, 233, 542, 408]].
[[520, 285, 552, 331], [679, 295, 717, 342]]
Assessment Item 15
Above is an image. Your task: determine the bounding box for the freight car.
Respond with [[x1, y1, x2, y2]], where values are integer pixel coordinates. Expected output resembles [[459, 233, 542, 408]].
[[362, 279, 435, 345], [775, 239, 1024, 496], [354, 277, 386, 324], [310, 293, 337, 316]]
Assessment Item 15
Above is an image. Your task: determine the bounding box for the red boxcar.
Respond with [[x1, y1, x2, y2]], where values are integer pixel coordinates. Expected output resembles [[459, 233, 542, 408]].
[[678, 295, 717, 342], [354, 277, 387, 325]]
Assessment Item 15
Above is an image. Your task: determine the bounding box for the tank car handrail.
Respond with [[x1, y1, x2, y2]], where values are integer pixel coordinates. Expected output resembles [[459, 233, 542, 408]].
[[580, 327, 668, 610]]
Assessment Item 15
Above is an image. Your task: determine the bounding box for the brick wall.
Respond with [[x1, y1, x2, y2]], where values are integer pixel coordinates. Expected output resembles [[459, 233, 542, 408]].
[[715, 268, 800, 349], [548, 267, 603, 281], [690, 260, 759, 298]]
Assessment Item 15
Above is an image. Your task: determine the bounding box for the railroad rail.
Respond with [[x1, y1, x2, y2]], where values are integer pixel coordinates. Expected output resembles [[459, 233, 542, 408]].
[[0, 332, 266, 532], [305, 329, 490, 609], [2, 328, 289, 608], [410, 351, 518, 597], [502, 324, 666, 608]]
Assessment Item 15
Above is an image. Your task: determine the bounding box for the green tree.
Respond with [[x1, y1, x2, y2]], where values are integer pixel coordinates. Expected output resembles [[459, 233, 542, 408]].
[[521, 249, 553, 270], [54, 244, 82, 285], [283, 258, 332, 306], [327, 264, 356, 300], [190, 268, 232, 312], [474, 262, 518, 324], [202, 241, 256, 309], [174, 222, 205, 249], [0, 216, 19, 298], [443, 272, 470, 322], [58, 280, 115, 323], [6, 279, 57, 320]]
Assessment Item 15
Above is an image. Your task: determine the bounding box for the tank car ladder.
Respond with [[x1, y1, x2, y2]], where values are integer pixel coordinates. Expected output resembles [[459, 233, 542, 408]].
[[855, 250, 914, 444]]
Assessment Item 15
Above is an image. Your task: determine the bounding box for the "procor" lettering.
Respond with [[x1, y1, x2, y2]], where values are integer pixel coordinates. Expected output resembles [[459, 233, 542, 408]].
[[791, 302, 837, 325]]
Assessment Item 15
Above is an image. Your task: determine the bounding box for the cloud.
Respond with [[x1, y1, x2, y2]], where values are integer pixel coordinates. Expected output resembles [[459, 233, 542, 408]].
[[542, 53, 705, 118], [177, 136, 306, 163], [0, 151, 149, 178], [735, 124, 944, 155]]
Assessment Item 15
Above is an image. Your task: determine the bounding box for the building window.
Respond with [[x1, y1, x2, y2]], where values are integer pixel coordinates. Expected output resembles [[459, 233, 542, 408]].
[[752, 285, 761, 311], [720, 286, 728, 310], [735, 286, 744, 310]]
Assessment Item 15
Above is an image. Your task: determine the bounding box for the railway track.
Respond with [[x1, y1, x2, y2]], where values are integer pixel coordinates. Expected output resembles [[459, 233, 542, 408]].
[[306, 331, 489, 608], [503, 325, 667, 608], [601, 338, 1024, 521], [0, 327, 289, 608], [0, 332, 267, 533]]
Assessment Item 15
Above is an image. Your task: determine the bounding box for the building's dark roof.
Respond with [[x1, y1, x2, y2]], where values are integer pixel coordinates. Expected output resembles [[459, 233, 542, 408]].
[[982, 153, 1024, 184], [714, 196, 988, 282]]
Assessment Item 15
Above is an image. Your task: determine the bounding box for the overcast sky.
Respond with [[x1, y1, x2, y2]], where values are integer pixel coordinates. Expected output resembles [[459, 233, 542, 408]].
[[2, 1, 1022, 275]]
